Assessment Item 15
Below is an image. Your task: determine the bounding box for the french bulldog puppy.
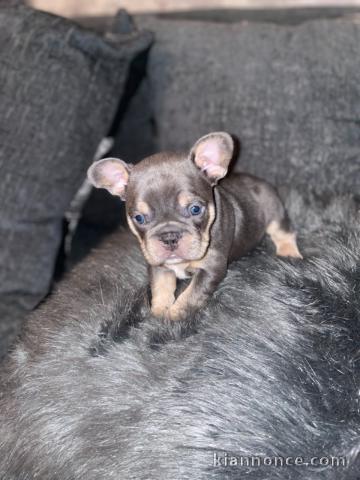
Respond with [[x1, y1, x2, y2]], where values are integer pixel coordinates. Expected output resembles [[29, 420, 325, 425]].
[[88, 132, 302, 320]]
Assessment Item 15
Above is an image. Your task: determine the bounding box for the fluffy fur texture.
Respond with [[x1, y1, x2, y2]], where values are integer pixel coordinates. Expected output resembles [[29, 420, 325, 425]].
[[0, 191, 359, 479]]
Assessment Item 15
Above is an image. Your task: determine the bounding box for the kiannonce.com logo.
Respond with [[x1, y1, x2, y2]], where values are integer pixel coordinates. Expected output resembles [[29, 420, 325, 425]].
[[213, 453, 347, 468]]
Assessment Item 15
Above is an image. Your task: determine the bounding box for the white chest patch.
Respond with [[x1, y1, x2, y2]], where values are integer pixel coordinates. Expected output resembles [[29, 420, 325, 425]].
[[165, 262, 191, 280]]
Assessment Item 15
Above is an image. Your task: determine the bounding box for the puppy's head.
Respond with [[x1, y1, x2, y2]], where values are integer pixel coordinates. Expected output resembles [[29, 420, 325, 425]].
[[88, 132, 234, 266]]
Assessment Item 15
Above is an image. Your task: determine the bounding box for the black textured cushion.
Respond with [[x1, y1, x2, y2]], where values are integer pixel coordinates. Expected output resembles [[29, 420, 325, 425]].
[[0, 5, 151, 325], [135, 14, 360, 196]]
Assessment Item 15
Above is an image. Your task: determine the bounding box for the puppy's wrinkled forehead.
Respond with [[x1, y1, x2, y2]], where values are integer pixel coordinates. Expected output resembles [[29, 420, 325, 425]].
[[126, 153, 212, 211]]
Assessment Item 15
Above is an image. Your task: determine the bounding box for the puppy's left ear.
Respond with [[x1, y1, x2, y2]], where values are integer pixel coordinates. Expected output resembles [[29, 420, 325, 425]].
[[190, 132, 234, 184]]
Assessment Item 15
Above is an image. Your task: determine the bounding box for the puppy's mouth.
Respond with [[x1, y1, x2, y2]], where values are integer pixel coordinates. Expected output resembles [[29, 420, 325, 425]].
[[165, 255, 184, 264], [143, 227, 208, 266]]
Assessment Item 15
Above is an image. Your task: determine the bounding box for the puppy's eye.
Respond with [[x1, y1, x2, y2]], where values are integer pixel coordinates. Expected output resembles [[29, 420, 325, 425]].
[[134, 214, 146, 225], [189, 204, 203, 216]]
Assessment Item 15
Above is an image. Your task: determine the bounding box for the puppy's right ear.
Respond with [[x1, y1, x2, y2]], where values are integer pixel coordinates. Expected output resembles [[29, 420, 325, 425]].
[[190, 132, 234, 185], [87, 158, 132, 200]]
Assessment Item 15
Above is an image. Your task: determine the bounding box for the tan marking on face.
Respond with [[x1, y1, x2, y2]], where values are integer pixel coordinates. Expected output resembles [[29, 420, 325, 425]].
[[203, 203, 216, 245], [151, 268, 176, 317], [126, 213, 155, 265], [195, 202, 216, 260], [177, 192, 194, 208], [145, 231, 200, 266], [137, 201, 150, 215], [127, 213, 141, 241], [266, 221, 303, 259]]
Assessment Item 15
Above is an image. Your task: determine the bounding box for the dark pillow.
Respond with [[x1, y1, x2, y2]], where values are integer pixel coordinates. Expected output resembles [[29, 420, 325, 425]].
[[0, 5, 152, 324], [135, 14, 360, 196]]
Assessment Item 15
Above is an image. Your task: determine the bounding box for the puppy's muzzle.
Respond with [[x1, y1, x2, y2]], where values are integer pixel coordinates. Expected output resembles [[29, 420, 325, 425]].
[[158, 230, 183, 251]]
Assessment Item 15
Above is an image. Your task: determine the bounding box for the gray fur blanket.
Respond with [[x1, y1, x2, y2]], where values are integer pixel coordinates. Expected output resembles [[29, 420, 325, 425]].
[[0, 191, 359, 479]]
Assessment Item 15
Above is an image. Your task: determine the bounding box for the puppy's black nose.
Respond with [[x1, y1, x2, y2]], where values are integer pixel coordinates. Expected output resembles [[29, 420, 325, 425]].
[[159, 231, 182, 250]]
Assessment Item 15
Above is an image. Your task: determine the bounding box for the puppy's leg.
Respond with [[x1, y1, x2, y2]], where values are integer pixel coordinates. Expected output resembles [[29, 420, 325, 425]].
[[255, 181, 302, 259], [168, 253, 227, 320], [150, 266, 177, 317], [266, 218, 302, 259]]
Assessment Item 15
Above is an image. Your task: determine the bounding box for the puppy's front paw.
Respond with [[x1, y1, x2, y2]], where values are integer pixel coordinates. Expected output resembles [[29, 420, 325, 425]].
[[151, 303, 171, 318], [167, 301, 188, 321]]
